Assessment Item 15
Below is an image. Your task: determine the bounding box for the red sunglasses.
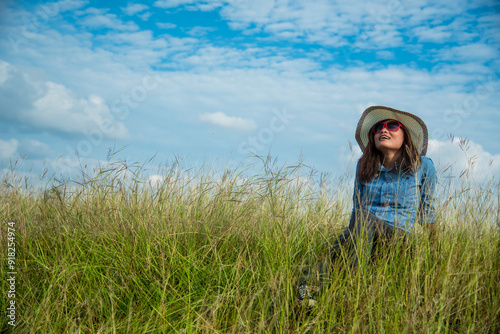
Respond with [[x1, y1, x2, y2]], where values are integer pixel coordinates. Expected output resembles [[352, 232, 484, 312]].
[[373, 120, 404, 134]]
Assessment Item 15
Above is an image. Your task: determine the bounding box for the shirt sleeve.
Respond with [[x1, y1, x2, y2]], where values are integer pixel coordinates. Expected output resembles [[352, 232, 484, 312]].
[[419, 157, 437, 224], [350, 161, 363, 219]]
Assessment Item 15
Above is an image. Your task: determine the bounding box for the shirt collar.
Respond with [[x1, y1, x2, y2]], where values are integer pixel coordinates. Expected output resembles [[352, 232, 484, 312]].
[[379, 164, 392, 172]]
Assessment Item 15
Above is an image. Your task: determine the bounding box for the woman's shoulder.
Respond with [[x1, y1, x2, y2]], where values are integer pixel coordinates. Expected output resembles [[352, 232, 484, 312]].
[[420, 156, 437, 174], [421, 156, 435, 167]]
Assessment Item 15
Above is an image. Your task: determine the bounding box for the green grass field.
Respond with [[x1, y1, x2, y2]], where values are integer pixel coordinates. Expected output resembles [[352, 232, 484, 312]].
[[1, 159, 499, 333]]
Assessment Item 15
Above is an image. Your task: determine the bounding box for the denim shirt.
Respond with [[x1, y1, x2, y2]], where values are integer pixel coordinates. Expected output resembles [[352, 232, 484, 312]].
[[351, 156, 437, 233]]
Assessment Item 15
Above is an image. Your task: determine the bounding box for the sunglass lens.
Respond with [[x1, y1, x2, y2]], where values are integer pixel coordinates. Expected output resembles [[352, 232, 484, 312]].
[[387, 121, 400, 131], [374, 123, 384, 133]]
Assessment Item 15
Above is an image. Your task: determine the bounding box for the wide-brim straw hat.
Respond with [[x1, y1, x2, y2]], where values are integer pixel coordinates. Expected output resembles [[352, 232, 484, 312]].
[[355, 106, 429, 156]]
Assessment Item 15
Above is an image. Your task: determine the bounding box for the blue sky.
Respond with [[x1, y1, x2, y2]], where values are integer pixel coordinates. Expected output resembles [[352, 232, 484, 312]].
[[0, 0, 499, 185]]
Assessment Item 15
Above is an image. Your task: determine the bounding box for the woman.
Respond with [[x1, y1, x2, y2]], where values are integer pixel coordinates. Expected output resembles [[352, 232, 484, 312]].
[[297, 106, 438, 304]]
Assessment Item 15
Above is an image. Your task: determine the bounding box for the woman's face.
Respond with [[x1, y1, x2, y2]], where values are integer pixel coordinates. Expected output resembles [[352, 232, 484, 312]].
[[373, 119, 405, 155]]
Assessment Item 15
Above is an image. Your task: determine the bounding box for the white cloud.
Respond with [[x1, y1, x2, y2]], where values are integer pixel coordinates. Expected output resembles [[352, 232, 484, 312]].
[[181, 46, 257, 68], [156, 22, 177, 29], [153, 0, 225, 10], [187, 26, 216, 37], [153, 0, 195, 8], [339, 141, 362, 175], [98, 30, 167, 49], [436, 43, 499, 63], [74, 6, 107, 15], [79, 11, 139, 31], [178, 45, 321, 72], [190, 2, 225, 11], [138, 12, 152, 21], [427, 138, 500, 181], [219, 0, 279, 30], [121, 3, 149, 16], [148, 174, 164, 186], [0, 61, 129, 140], [413, 25, 453, 43], [52, 0, 89, 13], [199, 112, 257, 131], [0, 139, 19, 159], [18, 139, 51, 158], [376, 50, 395, 60], [0, 60, 12, 85], [31, 82, 129, 139], [0, 138, 50, 161], [265, 21, 297, 35]]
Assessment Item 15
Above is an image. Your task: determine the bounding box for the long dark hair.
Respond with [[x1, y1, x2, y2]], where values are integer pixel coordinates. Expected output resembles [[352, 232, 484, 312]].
[[357, 122, 421, 183]]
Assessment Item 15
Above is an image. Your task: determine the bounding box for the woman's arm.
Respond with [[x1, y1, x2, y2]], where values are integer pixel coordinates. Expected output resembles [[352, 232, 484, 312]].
[[419, 157, 438, 236], [350, 161, 363, 220]]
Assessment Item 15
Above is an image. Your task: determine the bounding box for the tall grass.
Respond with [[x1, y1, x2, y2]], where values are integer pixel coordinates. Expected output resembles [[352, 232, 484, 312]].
[[1, 158, 499, 333]]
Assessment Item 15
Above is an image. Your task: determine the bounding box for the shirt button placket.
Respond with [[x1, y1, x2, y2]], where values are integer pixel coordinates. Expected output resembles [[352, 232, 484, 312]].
[[382, 173, 390, 207]]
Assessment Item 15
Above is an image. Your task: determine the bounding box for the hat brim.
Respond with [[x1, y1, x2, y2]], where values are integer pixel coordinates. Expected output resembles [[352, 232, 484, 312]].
[[355, 106, 428, 156]]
